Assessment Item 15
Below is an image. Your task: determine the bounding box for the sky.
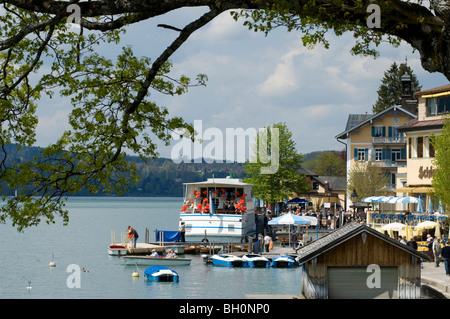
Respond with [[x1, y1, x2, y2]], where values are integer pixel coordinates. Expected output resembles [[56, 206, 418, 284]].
[[34, 7, 449, 162]]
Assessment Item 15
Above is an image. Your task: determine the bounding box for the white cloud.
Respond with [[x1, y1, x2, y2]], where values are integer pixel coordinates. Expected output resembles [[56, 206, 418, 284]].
[[257, 47, 302, 96]]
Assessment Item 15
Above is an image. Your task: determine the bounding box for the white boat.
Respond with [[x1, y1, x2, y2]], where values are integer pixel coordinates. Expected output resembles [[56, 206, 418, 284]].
[[242, 253, 270, 268], [122, 255, 192, 266], [179, 177, 256, 243], [144, 266, 179, 282], [211, 253, 247, 267], [108, 244, 127, 256]]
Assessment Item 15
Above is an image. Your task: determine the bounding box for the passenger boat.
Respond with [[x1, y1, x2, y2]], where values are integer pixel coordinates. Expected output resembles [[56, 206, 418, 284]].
[[144, 266, 179, 282], [179, 177, 256, 243], [122, 255, 192, 266], [211, 253, 248, 267], [242, 253, 270, 268], [270, 255, 299, 268]]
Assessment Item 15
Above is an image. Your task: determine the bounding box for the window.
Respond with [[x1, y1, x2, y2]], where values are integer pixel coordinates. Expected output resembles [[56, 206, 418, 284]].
[[372, 126, 385, 137], [428, 137, 435, 157], [389, 126, 403, 138], [357, 149, 366, 161], [391, 149, 401, 162], [426, 95, 450, 116], [375, 149, 383, 161], [417, 137, 423, 158], [312, 182, 319, 190], [354, 148, 368, 161], [408, 138, 412, 159]]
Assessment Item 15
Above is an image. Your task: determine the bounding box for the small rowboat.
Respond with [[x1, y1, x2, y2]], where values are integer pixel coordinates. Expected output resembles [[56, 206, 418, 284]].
[[122, 255, 192, 266], [144, 266, 179, 282]]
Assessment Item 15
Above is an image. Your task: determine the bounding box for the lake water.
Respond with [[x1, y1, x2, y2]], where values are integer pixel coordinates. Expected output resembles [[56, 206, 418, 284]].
[[0, 197, 302, 299]]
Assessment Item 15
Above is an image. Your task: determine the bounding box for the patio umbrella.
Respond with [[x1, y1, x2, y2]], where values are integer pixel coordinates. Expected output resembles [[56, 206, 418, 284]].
[[361, 196, 385, 203], [269, 212, 310, 246], [428, 197, 433, 214], [268, 212, 310, 225], [416, 220, 437, 230], [382, 222, 405, 238], [435, 220, 441, 238], [395, 196, 422, 204], [382, 222, 406, 231]]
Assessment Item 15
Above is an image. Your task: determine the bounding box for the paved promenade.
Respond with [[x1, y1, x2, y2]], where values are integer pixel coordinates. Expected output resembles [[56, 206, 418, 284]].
[[421, 261, 450, 298]]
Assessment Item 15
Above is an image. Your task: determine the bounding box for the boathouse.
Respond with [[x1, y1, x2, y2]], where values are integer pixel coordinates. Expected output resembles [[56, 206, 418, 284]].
[[296, 222, 430, 299]]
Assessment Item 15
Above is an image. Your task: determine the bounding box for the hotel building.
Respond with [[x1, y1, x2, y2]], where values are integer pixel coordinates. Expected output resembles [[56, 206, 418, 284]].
[[396, 84, 449, 211]]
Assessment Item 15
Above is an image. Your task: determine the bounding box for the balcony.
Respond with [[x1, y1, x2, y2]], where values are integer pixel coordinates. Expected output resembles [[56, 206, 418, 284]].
[[372, 137, 406, 145], [374, 159, 407, 168]]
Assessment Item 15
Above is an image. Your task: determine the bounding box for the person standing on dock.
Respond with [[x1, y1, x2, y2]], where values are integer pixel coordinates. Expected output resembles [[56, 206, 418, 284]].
[[180, 222, 186, 242], [128, 226, 139, 248], [264, 234, 271, 253]]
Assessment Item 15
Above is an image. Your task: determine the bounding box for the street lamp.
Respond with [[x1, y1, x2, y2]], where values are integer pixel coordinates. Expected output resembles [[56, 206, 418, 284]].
[[351, 189, 358, 217]]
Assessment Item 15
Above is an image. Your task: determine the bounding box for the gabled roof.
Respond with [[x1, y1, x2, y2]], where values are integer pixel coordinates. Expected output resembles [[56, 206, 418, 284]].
[[335, 105, 417, 140], [296, 222, 430, 265]]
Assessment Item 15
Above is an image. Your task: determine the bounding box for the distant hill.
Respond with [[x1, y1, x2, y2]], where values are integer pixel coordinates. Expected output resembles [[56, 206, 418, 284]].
[[0, 145, 339, 197]]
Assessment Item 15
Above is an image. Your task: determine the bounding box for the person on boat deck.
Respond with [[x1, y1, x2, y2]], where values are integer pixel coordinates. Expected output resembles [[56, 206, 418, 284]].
[[166, 249, 177, 258], [150, 249, 159, 258]]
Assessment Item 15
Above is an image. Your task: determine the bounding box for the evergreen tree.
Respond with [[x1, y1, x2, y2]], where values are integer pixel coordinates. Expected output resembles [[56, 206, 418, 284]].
[[372, 62, 421, 114]]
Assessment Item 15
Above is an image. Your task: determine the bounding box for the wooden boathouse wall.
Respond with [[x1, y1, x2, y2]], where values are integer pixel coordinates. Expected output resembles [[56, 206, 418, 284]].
[[301, 231, 422, 299]]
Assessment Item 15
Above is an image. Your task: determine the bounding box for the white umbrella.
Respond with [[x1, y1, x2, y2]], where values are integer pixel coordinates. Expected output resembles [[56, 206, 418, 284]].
[[268, 212, 310, 225], [269, 213, 310, 247], [416, 220, 437, 230], [361, 196, 385, 203], [382, 222, 406, 231], [395, 196, 422, 204]]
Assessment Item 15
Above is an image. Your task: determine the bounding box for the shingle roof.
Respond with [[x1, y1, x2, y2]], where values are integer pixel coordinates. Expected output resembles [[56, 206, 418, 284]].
[[397, 118, 445, 132], [295, 222, 430, 265], [414, 84, 450, 97]]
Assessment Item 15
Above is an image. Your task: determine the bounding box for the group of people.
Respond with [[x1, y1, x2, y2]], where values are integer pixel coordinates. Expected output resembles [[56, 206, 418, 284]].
[[426, 234, 450, 276], [397, 233, 450, 277]]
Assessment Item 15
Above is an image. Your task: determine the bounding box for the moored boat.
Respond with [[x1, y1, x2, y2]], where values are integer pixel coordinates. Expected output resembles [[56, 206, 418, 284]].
[[179, 177, 256, 243], [144, 266, 179, 282], [270, 255, 299, 268], [122, 255, 192, 266], [108, 244, 127, 256], [242, 253, 270, 268], [211, 253, 247, 267]]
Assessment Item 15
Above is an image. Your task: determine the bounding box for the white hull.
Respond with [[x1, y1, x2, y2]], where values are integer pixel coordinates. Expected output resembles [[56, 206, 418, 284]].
[[122, 256, 192, 266]]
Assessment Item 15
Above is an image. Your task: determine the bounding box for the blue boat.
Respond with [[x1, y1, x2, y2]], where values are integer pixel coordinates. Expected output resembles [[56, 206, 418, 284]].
[[144, 266, 179, 282], [211, 253, 248, 267], [242, 253, 270, 268], [270, 255, 299, 268]]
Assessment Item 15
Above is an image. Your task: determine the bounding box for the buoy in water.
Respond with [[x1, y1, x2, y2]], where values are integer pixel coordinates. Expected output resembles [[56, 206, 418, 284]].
[[49, 253, 56, 267], [132, 272, 139, 277], [27, 281, 32, 290]]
